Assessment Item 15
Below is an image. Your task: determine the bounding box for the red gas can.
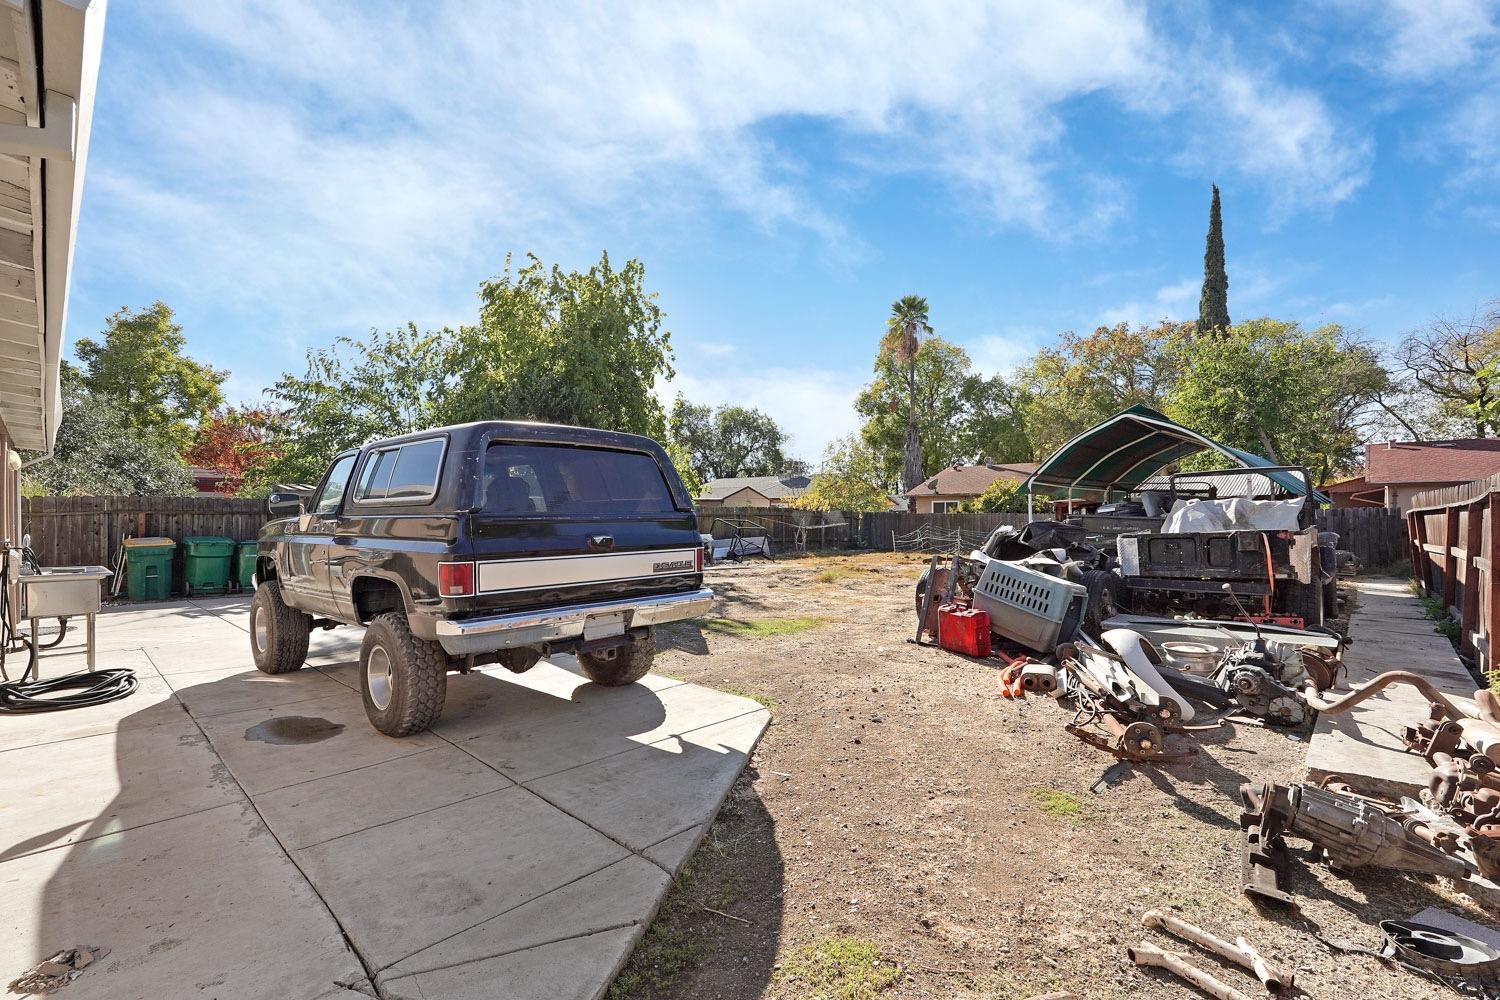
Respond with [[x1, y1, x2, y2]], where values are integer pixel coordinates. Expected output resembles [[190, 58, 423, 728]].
[[938, 604, 992, 658]]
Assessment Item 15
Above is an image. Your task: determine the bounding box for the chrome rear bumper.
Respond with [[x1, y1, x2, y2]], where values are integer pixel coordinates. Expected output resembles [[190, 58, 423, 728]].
[[433, 588, 715, 656]]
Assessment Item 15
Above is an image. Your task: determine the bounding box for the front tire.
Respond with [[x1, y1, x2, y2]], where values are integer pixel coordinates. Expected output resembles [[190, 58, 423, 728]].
[[1081, 569, 1123, 640], [250, 580, 311, 675], [579, 629, 655, 686], [360, 612, 447, 737]]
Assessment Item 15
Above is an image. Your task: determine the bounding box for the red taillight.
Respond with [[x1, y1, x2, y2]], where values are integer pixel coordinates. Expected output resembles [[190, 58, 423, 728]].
[[695, 547, 704, 573], [439, 562, 474, 598]]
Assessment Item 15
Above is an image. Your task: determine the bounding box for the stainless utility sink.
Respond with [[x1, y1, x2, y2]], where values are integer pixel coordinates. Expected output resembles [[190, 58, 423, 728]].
[[20, 565, 112, 618]]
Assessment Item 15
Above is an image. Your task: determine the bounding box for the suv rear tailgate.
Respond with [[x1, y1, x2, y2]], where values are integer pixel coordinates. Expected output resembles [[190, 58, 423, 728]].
[[460, 440, 704, 616]]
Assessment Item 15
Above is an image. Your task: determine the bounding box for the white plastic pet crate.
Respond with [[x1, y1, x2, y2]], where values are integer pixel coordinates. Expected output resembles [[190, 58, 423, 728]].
[[970, 558, 1088, 651]]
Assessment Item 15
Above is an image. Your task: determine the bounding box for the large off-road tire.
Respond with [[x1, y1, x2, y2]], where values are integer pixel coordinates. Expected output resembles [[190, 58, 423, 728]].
[[1081, 569, 1124, 640], [360, 612, 447, 737], [579, 629, 655, 686], [250, 579, 311, 675], [1281, 580, 1324, 628]]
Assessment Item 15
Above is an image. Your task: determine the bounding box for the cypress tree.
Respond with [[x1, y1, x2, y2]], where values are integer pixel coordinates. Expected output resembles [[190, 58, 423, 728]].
[[1197, 184, 1229, 336]]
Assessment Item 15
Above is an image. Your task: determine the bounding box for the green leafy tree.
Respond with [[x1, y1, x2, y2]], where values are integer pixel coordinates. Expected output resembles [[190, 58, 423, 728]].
[[1198, 184, 1229, 336], [791, 434, 891, 512], [667, 396, 790, 483], [71, 301, 227, 453], [23, 384, 193, 496], [1166, 319, 1391, 483], [857, 337, 977, 487], [880, 295, 935, 490], [959, 478, 1041, 513], [254, 324, 450, 488], [443, 252, 673, 437], [959, 374, 1035, 464], [1015, 321, 1187, 458], [664, 439, 704, 498]]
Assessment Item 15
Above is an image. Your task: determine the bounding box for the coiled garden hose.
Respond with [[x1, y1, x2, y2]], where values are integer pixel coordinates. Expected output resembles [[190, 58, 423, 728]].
[[0, 668, 138, 713]]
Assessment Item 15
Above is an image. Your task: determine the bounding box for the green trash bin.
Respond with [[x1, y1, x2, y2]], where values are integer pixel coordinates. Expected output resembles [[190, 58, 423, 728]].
[[235, 541, 258, 592], [182, 536, 235, 596], [123, 537, 176, 602]]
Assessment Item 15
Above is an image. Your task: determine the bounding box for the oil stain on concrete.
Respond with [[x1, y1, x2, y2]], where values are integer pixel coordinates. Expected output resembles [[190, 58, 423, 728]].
[[245, 716, 346, 745]]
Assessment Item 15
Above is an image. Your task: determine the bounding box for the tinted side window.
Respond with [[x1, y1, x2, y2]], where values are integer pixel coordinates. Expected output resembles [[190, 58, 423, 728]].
[[313, 454, 359, 515], [356, 449, 397, 500], [386, 439, 445, 499], [355, 439, 445, 502]]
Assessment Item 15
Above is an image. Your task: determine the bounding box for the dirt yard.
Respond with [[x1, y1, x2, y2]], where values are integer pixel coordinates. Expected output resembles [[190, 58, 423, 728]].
[[608, 550, 1482, 1000]]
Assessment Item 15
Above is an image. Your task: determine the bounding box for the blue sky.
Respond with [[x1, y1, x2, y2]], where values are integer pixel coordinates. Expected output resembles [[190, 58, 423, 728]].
[[66, 0, 1500, 461]]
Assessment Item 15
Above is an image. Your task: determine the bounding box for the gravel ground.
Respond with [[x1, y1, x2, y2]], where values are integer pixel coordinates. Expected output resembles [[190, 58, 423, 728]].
[[609, 551, 1487, 1000]]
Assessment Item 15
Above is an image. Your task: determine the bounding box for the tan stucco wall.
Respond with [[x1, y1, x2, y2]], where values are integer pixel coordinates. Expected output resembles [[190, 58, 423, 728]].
[[1382, 482, 1460, 513], [719, 488, 774, 508], [909, 494, 976, 514]]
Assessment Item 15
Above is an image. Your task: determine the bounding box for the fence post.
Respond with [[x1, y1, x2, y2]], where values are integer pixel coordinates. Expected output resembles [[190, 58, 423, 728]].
[[1463, 498, 1483, 657], [1444, 506, 1460, 612], [1488, 493, 1500, 677]]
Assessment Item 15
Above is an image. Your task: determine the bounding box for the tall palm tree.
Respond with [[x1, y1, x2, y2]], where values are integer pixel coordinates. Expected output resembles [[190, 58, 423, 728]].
[[881, 295, 933, 491]]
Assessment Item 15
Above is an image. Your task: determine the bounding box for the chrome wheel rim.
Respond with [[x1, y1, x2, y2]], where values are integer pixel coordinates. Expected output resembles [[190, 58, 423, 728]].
[[367, 646, 394, 711], [253, 609, 269, 654]]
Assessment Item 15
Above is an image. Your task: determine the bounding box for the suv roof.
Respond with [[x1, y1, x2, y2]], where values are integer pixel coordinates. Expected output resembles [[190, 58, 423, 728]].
[[362, 420, 667, 454]]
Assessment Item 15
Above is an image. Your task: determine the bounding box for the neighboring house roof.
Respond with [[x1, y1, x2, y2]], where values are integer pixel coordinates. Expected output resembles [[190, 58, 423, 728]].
[[1365, 439, 1500, 486], [699, 475, 811, 501], [1321, 475, 1371, 495], [903, 463, 1039, 498]]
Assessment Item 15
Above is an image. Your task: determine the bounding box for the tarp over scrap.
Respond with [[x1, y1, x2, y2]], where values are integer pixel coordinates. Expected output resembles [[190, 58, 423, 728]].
[[1019, 404, 1330, 505]]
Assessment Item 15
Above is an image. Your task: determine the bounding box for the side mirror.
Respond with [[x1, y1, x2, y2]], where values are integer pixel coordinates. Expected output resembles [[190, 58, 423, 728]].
[[267, 492, 305, 519]]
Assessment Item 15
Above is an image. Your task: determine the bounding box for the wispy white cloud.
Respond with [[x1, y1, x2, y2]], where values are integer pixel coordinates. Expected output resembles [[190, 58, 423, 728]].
[[1369, 0, 1499, 79], [1101, 276, 1199, 326], [662, 363, 866, 462], [89, 0, 1374, 338]]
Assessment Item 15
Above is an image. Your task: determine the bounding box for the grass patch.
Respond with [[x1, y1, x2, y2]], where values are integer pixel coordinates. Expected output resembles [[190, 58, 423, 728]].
[[815, 568, 850, 584], [606, 858, 705, 999], [777, 937, 903, 1000], [718, 686, 774, 713], [703, 616, 826, 638], [1417, 591, 1462, 648], [1032, 787, 1086, 821]]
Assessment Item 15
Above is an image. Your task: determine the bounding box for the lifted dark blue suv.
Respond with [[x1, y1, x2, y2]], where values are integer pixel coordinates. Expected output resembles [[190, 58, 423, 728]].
[[250, 421, 713, 736]]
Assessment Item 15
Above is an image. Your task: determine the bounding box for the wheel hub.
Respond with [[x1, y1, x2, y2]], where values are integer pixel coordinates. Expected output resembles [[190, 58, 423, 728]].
[[253, 608, 269, 654], [366, 645, 394, 711]]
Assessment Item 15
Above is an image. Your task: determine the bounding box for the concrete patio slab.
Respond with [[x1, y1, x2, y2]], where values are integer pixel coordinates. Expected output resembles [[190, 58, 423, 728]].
[[1306, 577, 1478, 797], [254, 743, 513, 850], [165, 663, 352, 718], [0, 802, 368, 1000], [294, 785, 631, 969], [0, 596, 768, 1000], [382, 926, 641, 1000], [379, 855, 669, 987], [0, 716, 240, 862], [0, 663, 182, 753], [195, 690, 445, 793], [527, 710, 771, 851]]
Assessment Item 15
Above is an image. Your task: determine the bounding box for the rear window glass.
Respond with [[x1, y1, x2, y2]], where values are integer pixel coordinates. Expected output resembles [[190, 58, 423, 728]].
[[356, 438, 445, 502], [483, 443, 678, 515]]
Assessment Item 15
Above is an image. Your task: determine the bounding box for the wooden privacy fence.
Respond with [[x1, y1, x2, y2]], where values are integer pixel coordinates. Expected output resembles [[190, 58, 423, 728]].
[[1406, 474, 1500, 676], [17, 496, 1410, 574], [21, 496, 269, 570]]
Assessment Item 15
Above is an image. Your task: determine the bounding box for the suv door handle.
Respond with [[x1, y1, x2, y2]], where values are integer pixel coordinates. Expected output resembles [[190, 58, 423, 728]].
[[588, 535, 615, 551]]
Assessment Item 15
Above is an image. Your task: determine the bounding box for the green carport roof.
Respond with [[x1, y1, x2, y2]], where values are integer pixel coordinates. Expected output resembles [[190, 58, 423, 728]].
[[1019, 404, 1329, 504]]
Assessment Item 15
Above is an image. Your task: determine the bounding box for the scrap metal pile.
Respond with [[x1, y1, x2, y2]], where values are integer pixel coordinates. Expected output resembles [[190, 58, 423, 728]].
[[913, 518, 1347, 765]]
